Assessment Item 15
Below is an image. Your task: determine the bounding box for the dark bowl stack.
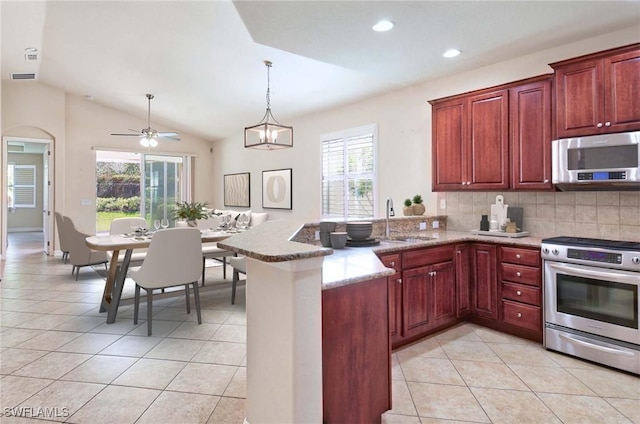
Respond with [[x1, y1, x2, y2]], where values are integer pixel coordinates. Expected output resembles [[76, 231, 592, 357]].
[[346, 222, 373, 241]]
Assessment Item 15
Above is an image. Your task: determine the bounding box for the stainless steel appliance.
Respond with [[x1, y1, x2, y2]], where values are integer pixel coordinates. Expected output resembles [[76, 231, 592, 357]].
[[552, 131, 640, 191], [542, 236, 640, 374]]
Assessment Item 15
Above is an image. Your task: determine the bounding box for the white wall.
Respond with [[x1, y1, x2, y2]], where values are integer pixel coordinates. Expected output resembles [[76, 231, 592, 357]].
[[214, 26, 639, 223], [1, 82, 214, 256]]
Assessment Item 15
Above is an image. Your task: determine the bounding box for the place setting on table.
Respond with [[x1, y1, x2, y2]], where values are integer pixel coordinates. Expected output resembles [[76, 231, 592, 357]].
[[120, 218, 170, 240]]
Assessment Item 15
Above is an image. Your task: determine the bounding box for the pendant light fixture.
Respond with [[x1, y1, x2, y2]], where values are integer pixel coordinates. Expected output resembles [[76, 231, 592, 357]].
[[244, 60, 293, 149]]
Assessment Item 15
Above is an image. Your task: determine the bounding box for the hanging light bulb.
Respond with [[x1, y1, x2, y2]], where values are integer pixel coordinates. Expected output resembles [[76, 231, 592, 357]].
[[244, 60, 293, 149], [140, 137, 150, 148], [149, 137, 158, 148]]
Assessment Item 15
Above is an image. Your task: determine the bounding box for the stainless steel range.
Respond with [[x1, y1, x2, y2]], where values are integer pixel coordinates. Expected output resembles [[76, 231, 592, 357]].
[[541, 236, 640, 374]]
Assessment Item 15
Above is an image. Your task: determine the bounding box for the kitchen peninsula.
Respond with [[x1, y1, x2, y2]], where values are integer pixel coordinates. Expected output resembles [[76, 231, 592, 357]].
[[218, 219, 544, 423]]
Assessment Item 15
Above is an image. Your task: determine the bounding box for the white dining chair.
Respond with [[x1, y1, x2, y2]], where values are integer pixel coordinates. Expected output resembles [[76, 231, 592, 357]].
[[196, 216, 235, 284], [66, 217, 109, 280], [54, 212, 71, 263], [108, 217, 148, 268], [130, 227, 203, 336]]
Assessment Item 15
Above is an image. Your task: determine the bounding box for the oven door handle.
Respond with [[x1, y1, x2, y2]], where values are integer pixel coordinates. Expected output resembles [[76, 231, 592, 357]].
[[547, 261, 638, 284], [559, 333, 635, 357]]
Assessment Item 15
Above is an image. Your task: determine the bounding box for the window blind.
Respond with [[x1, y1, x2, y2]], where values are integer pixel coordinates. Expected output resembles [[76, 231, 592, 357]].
[[321, 124, 377, 219], [8, 164, 36, 208]]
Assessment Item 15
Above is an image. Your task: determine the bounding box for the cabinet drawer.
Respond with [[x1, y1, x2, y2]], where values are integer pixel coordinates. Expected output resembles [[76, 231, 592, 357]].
[[402, 245, 453, 269], [501, 263, 541, 287], [379, 253, 401, 272], [502, 282, 540, 306], [501, 246, 540, 267], [502, 300, 541, 331]]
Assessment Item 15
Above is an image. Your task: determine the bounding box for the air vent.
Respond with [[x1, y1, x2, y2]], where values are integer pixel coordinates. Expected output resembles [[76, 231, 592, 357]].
[[11, 73, 37, 80], [24, 53, 39, 61]]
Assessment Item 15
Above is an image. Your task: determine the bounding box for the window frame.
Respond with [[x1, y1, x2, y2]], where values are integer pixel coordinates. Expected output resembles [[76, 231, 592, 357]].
[[320, 123, 378, 220]]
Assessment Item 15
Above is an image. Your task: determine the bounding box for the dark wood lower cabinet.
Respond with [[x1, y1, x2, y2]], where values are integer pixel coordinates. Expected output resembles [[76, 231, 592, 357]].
[[322, 277, 391, 423], [455, 244, 470, 318], [378, 242, 542, 352], [470, 243, 498, 321]]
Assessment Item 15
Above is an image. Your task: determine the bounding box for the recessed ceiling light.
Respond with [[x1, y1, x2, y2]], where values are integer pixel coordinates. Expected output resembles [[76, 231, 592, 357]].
[[443, 49, 461, 58], [372, 20, 394, 32]]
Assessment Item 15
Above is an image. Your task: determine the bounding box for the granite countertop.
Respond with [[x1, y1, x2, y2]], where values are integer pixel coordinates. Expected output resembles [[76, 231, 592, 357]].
[[217, 221, 544, 290]]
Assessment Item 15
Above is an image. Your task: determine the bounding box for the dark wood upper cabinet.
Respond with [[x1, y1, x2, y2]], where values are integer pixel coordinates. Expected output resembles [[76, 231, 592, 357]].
[[509, 77, 553, 190], [467, 90, 510, 190], [552, 43, 640, 138], [431, 98, 466, 190], [430, 76, 552, 191]]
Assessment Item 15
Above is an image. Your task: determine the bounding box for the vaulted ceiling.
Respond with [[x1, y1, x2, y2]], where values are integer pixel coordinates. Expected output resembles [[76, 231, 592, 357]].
[[2, 1, 639, 141]]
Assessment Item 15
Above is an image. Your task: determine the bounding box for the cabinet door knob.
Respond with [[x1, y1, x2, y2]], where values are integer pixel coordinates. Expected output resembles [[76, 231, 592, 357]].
[[398, 278, 402, 284], [516, 290, 522, 296], [516, 271, 521, 277], [597, 122, 603, 128], [517, 312, 522, 318], [390, 261, 395, 267], [461, 182, 466, 186], [544, 179, 549, 183], [467, 181, 471, 185], [516, 254, 521, 259], [605, 121, 611, 126], [456, 250, 461, 254]]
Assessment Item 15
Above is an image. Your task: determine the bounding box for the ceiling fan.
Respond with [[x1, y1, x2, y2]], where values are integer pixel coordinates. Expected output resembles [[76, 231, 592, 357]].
[[111, 93, 181, 147]]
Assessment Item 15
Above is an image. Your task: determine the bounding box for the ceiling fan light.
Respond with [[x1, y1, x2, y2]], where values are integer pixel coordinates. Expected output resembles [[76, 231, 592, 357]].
[[149, 138, 158, 148], [140, 137, 150, 148]]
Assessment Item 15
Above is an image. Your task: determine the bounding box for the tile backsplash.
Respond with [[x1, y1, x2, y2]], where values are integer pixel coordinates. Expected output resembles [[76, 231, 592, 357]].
[[437, 191, 640, 241]]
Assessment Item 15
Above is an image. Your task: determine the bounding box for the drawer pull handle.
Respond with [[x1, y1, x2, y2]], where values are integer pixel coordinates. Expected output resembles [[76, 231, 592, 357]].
[[517, 313, 522, 318], [516, 271, 521, 277], [516, 254, 521, 259], [390, 261, 395, 267], [516, 290, 522, 296]]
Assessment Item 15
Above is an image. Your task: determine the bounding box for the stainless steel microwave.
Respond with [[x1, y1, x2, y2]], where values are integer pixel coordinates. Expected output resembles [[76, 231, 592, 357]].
[[552, 131, 640, 191]]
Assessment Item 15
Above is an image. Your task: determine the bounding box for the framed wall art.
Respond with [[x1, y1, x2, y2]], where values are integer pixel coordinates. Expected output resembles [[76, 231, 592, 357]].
[[224, 172, 251, 207], [262, 168, 292, 210]]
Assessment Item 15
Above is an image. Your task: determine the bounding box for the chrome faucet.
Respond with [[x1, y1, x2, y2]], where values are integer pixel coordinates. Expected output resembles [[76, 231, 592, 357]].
[[386, 198, 395, 238]]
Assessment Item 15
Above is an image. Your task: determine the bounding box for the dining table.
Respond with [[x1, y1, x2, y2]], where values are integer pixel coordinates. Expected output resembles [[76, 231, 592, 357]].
[[85, 229, 231, 324]]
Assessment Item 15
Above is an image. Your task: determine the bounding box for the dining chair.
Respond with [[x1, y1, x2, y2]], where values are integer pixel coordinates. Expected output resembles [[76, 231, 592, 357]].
[[66, 217, 109, 280], [196, 216, 235, 284], [228, 256, 246, 305], [54, 212, 70, 263], [130, 227, 203, 336], [108, 217, 149, 268]]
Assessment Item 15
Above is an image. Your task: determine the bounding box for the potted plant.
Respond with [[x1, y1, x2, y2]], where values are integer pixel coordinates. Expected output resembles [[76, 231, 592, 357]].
[[403, 198, 414, 216], [412, 194, 425, 215], [173, 201, 209, 227]]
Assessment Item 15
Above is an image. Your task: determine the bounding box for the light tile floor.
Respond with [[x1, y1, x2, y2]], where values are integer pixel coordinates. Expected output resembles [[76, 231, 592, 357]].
[[1, 233, 639, 423]]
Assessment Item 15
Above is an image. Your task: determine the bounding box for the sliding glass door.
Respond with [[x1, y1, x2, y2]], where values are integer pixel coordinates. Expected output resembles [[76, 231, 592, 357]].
[[143, 154, 183, 226], [96, 150, 190, 232]]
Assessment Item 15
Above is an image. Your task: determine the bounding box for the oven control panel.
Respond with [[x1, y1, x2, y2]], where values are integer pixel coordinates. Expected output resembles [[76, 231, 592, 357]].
[[567, 248, 622, 264], [541, 244, 640, 271]]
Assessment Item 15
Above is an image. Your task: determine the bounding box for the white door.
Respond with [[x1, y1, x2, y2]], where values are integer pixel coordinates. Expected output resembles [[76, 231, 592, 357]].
[[42, 148, 54, 255]]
